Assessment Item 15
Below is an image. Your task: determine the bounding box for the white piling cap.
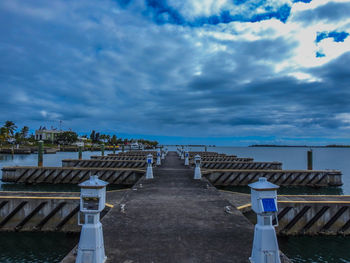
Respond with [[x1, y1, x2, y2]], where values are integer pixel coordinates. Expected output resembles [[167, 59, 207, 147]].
[[248, 177, 279, 190], [79, 175, 108, 189]]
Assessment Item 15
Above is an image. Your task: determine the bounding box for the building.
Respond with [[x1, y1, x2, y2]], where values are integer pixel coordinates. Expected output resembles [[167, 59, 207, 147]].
[[35, 127, 63, 142]]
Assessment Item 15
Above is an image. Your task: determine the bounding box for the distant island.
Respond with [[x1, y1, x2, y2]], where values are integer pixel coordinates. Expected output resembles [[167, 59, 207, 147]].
[[250, 144, 350, 148]]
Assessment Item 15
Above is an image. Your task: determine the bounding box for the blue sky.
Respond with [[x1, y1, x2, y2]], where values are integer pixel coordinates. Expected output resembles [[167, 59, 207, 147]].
[[1, 0, 350, 146]]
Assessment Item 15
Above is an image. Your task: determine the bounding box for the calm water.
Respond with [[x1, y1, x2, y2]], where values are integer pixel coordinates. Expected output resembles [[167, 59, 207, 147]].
[[0, 232, 78, 263], [1, 147, 350, 262]]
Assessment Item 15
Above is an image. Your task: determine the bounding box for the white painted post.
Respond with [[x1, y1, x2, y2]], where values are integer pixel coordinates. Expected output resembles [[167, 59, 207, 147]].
[[161, 150, 165, 160], [156, 148, 161, 166], [248, 177, 281, 263], [146, 154, 154, 179], [184, 151, 189, 166], [76, 175, 108, 263], [194, 154, 201, 179]]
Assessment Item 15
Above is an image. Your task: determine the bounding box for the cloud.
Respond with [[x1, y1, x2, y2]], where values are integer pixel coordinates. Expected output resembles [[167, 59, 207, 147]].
[[0, 0, 350, 145], [292, 1, 350, 24]]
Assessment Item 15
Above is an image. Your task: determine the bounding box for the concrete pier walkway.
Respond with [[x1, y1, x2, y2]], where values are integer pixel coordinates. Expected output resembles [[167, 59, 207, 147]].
[[62, 152, 264, 262], [103, 152, 254, 262]]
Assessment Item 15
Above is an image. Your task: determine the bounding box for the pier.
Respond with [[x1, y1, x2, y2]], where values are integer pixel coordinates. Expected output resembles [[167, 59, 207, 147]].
[[61, 151, 288, 263], [222, 191, 350, 235], [0, 148, 347, 262], [1, 167, 144, 185], [0, 190, 125, 232]]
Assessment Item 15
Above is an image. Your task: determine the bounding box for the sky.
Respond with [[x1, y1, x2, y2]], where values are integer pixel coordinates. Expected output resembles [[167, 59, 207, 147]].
[[1, 0, 350, 146]]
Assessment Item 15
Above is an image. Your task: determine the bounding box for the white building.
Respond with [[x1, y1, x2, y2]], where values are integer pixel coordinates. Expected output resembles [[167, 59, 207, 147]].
[[35, 127, 63, 142]]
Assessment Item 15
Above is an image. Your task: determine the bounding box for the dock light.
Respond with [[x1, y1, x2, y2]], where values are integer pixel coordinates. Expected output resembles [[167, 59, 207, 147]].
[[146, 154, 154, 179], [194, 154, 201, 179], [248, 177, 281, 263], [184, 151, 189, 166], [156, 148, 161, 166], [76, 175, 108, 263]]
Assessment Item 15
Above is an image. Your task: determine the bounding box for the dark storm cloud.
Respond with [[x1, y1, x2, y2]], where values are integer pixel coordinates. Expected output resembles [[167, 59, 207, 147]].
[[0, 0, 350, 143], [119, 0, 292, 25], [293, 1, 350, 24]]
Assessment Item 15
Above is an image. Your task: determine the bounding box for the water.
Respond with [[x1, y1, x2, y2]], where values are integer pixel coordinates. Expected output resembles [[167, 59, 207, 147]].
[[0, 232, 79, 263], [278, 236, 350, 263], [1, 147, 350, 262]]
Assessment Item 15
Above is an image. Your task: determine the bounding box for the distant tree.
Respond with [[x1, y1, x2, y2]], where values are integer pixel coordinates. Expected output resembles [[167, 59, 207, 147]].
[[55, 131, 78, 145], [90, 130, 96, 142], [95, 132, 100, 143], [14, 132, 21, 143], [100, 134, 107, 143], [4, 121, 17, 137], [20, 126, 29, 139], [106, 135, 110, 144], [0, 127, 8, 144], [111, 135, 117, 144]]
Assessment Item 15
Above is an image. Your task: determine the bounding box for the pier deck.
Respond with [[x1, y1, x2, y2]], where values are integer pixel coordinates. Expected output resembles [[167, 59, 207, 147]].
[[62, 152, 261, 263]]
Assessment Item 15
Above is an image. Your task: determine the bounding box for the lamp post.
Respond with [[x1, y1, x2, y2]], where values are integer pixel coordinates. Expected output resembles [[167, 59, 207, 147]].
[[194, 154, 201, 179], [248, 177, 281, 263], [146, 154, 154, 179], [184, 151, 189, 166], [76, 175, 108, 263], [156, 148, 161, 166]]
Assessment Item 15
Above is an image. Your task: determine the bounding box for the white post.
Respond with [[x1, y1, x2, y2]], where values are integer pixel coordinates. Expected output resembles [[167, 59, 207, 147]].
[[156, 148, 161, 166], [161, 150, 165, 160], [248, 178, 281, 263], [76, 175, 108, 263], [194, 154, 201, 179], [180, 150, 184, 160], [184, 151, 189, 166], [146, 154, 154, 179]]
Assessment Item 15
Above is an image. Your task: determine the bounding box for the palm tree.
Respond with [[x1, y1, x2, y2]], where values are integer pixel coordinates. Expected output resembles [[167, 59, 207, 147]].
[[4, 121, 17, 137], [20, 126, 29, 138]]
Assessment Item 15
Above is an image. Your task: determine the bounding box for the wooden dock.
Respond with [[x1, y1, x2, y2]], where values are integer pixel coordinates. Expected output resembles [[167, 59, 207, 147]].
[[61, 152, 289, 263]]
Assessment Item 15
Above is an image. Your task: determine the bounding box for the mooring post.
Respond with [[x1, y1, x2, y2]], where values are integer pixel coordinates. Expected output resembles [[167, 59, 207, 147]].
[[38, 140, 43, 167], [194, 154, 201, 179], [101, 143, 105, 156], [307, 149, 313, 170], [78, 146, 83, 160], [146, 154, 154, 179], [248, 177, 281, 263], [76, 175, 108, 263], [113, 144, 116, 154]]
